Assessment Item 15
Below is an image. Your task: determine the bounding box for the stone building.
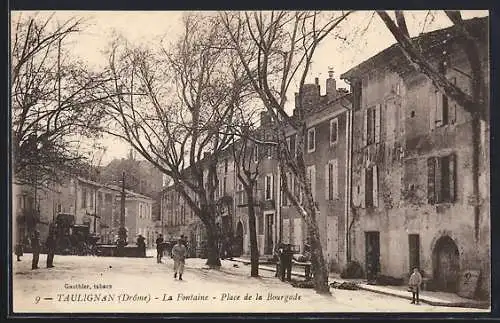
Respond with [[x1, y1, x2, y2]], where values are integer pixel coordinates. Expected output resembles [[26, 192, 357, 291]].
[[340, 17, 489, 297], [279, 73, 352, 271], [160, 72, 352, 269], [13, 175, 155, 248]]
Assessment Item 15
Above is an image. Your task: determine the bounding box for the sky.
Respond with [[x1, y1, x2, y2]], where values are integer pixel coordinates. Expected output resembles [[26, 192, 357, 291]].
[[10, 10, 489, 165]]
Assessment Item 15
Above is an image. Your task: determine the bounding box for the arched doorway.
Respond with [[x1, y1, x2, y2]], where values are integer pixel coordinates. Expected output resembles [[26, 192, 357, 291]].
[[235, 221, 244, 257], [433, 236, 460, 292]]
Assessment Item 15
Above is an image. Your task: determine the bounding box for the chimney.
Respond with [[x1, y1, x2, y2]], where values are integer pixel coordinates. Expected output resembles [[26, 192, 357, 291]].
[[294, 92, 300, 109], [260, 111, 271, 127], [300, 83, 320, 113], [326, 68, 337, 100]]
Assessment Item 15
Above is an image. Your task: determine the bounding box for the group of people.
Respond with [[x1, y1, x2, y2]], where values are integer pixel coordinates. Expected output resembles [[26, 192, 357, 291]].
[[15, 229, 57, 270], [156, 234, 188, 280]]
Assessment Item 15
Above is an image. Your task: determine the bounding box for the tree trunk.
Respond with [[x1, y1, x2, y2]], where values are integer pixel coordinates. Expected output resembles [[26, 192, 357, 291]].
[[203, 214, 221, 268], [306, 205, 331, 294], [247, 189, 259, 277]]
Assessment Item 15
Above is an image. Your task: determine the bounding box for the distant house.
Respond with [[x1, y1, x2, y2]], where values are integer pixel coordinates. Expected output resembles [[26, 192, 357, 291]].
[[13, 174, 155, 248]]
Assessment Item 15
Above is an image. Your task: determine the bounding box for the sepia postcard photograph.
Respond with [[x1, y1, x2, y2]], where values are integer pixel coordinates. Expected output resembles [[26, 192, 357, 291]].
[[9, 9, 491, 315]]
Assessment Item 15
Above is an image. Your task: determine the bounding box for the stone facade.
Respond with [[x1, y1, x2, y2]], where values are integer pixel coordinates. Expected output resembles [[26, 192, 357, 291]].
[[341, 17, 489, 297]]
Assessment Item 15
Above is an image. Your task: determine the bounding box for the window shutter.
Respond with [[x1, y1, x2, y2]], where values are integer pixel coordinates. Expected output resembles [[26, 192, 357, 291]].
[[325, 163, 330, 201], [271, 174, 274, 200], [375, 104, 381, 143], [435, 157, 443, 203], [386, 101, 395, 141], [373, 165, 379, 207], [429, 93, 436, 131], [427, 157, 436, 204], [311, 166, 316, 201], [361, 168, 366, 208], [449, 101, 457, 125], [449, 153, 456, 202], [435, 91, 444, 127], [363, 109, 368, 147], [333, 160, 338, 198]]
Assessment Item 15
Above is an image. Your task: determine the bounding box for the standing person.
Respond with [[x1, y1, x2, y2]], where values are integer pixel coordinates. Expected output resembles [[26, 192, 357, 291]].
[[31, 230, 41, 270], [408, 267, 423, 304], [136, 235, 146, 257], [172, 237, 187, 280], [181, 234, 189, 258], [280, 244, 293, 282], [45, 229, 56, 268], [156, 234, 164, 263], [274, 243, 283, 278]]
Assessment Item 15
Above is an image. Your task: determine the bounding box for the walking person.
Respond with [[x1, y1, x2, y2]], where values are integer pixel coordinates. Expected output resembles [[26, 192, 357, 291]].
[[31, 230, 41, 270], [408, 267, 423, 304], [172, 237, 187, 280], [45, 229, 56, 268], [156, 234, 164, 263]]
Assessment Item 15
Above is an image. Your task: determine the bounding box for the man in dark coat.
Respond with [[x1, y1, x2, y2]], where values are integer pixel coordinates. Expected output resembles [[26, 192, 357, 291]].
[[46, 230, 56, 268], [156, 234, 164, 263], [31, 230, 41, 270], [274, 243, 283, 278], [280, 244, 293, 282], [136, 235, 146, 257]]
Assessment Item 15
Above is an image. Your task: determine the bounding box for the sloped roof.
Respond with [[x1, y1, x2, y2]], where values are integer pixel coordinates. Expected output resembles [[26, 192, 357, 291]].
[[341, 16, 488, 80]]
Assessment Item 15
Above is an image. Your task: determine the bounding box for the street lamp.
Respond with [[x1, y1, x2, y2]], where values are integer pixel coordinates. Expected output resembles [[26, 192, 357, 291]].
[[118, 171, 128, 247]]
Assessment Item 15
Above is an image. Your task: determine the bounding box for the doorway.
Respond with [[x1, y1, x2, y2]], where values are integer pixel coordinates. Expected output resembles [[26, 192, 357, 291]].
[[365, 231, 380, 281], [264, 213, 274, 255], [433, 235, 460, 292], [235, 221, 244, 257], [409, 234, 420, 273]]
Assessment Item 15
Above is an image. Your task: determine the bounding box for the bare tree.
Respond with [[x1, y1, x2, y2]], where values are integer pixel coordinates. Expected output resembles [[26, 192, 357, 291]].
[[11, 14, 114, 188], [220, 11, 352, 294], [230, 107, 270, 277], [102, 14, 251, 267], [376, 10, 488, 240]]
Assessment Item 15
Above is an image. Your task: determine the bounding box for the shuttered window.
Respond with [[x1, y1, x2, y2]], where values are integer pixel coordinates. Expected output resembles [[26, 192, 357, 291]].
[[330, 119, 338, 145], [432, 84, 457, 130], [82, 188, 87, 208], [282, 173, 292, 207], [362, 165, 379, 208], [265, 174, 274, 200], [427, 154, 457, 204], [366, 105, 380, 145], [253, 145, 259, 163], [307, 128, 316, 152], [325, 159, 338, 200]]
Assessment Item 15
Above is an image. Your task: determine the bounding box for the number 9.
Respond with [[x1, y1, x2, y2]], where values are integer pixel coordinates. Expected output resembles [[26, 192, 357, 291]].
[[34, 296, 40, 304]]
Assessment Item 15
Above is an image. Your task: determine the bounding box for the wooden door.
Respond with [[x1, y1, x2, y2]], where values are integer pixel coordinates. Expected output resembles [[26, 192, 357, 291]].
[[434, 236, 460, 292], [264, 213, 274, 255]]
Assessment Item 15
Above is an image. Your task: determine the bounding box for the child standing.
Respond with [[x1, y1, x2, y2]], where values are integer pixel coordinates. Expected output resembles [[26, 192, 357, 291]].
[[408, 267, 423, 304]]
